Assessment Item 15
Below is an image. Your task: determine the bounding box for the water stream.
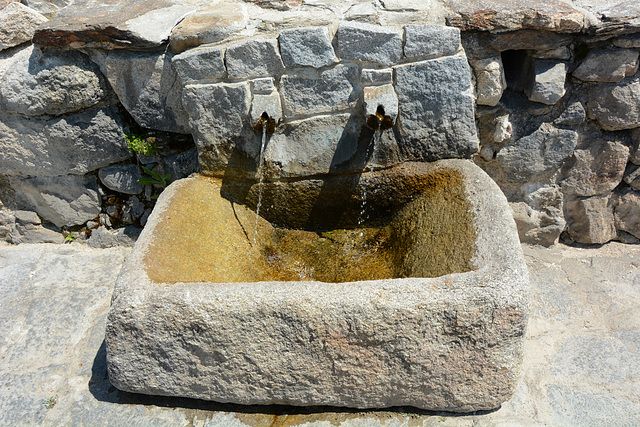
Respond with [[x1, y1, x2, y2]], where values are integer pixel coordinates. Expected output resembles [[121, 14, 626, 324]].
[[253, 123, 267, 245], [357, 128, 381, 232]]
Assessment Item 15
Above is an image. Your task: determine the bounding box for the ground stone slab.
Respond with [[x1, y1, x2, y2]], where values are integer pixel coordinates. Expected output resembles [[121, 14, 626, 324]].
[[32, 0, 197, 49], [0, 2, 47, 51]]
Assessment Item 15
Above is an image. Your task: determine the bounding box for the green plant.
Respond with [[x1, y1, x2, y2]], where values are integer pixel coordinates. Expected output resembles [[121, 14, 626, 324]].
[[64, 231, 76, 243], [43, 396, 57, 409], [138, 166, 171, 199], [124, 132, 156, 156]]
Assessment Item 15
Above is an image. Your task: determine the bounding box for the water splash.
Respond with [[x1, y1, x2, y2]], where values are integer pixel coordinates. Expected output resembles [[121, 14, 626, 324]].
[[253, 124, 267, 245]]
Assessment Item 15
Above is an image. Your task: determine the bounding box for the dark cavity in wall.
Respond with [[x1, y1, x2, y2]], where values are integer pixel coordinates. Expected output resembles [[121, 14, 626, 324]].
[[501, 50, 529, 92]]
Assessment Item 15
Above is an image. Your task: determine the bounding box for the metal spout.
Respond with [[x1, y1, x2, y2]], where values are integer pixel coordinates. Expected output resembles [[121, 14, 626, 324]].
[[366, 105, 394, 131], [253, 111, 276, 134]]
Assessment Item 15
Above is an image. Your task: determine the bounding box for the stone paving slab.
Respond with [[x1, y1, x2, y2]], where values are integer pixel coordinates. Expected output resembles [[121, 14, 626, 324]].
[[0, 241, 639, 426]]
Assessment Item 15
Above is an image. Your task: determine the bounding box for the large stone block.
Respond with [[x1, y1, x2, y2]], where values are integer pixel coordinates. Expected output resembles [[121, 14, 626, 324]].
[[587, 77, 640, 131], [565, 195, 617, 244], [0, 106, 130, 177], [613, 189, 640, 239], [0, 2, 47, 51], [278, 26, 337, 68], [280, 64, 359, 118], [496, 123, 578, 182], [225, 38, 284, 79], [470, 56, 506, 106], [573, 48, 639, 83], [171, 46, 226, 84], [394, 55, 478, 161], [11, 175, 101, 228], [525, 59, 567, 105], [99, 50, 189, 134], [106, 160, 529, 412], [98, 164, 144, 195], [403, 25, 460, 59], [0, 46, 106, 116], [337, 21, 402, 65]]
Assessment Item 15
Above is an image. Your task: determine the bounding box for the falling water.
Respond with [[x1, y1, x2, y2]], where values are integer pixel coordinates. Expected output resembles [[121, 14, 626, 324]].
[[357, 127, 381, 232], [253, 123, 267, 245]]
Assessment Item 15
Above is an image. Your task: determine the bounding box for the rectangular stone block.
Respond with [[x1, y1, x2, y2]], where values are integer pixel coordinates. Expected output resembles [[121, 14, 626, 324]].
[[394, 55, 479, 161], [361, 68, 393, 85], [337, 21, 402, 65], [280, 63, 359, 118], [278, 26, 337, 68], [171, 46, 226, 84], [403, 25, 460, 59], [225, 37, 284, 79]]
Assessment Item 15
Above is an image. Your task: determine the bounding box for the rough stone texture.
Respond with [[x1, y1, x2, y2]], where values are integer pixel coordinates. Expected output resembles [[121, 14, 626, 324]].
[[613, 189, 640, 239], [445, 0, 585, 33], [0, 46, 106, 117], [0, 2, 47, 51], [10, 175, 101, 228], [225, 38, 284, 79], [565, 195, 617, 244], [32, 0, 197, 49], [554, 101, 586, 126], [170, 46, 225, 84], [471, 56, 506, 106], [403, 25, 460, 59], [525, 59, 568, 105], [98, 50, 189, 134], [280, 64, 359, 118], [87, 226, 140, 248], [278, 26, 337, 68], [496, 124, 578, 182], [361, 68, 392, 85], [586, 76, 640, 131], [593, 0, 640, 35], [0, 106, 130, 177], [0, 208, 64, 244], [394, 55, 478, 161], [169, 3, 248, 54], [573, 48, 639, 83], [614, 33, 640, 48], [181, 82, 252, 173], [337, 21, 402, 66], [485, 30, 573, 52], [98, 165, 143, 195], [250, 90, 282, 125], [562, 135, 629, 197], [511, 186, 565, 246], [532, 46, 572, 60], [363, 84, 398, 123], [630, 128, 640, 165], [106, 160, 529, 411]]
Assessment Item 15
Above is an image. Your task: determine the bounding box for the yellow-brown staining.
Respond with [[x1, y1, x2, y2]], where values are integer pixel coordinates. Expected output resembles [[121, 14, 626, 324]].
[[253, 111, 277, 134]]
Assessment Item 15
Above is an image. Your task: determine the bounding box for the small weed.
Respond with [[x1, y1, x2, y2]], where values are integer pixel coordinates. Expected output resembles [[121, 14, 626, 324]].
[[124, 132, 156, 156], [64, 231, 76, 243], [138, 166, 171, 199], [43, 396, 57, 409], [438, 416, 446, 422]]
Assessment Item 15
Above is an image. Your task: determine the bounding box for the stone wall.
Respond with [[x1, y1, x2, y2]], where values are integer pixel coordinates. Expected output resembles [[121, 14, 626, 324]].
[[1, 0, 640, 247]]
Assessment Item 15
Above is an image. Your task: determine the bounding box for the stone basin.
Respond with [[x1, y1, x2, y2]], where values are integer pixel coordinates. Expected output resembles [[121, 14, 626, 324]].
[[106, 159, 529, 412]]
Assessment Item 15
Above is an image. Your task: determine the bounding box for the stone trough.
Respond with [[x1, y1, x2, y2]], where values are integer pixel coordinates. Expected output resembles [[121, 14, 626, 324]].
[[106, 159, 529, 412]]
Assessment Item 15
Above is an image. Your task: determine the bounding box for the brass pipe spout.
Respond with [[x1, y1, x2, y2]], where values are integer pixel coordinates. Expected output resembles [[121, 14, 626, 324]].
[[253, 111, 277, 134]]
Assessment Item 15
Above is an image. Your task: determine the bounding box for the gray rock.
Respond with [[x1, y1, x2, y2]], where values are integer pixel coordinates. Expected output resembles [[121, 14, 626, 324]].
[[87, 226, 140, 248], [565, 195, 617, 244], [0, 208, 15, 242], [394, 55, 478, 161], [280, 64, 359, 118], [278, 26, 337, 68], [0, 106, 130, 177], [623, 163, 640, 190], [470, 56, 506, 106], [0, 2, 47, 51], [171, 46, 225, 84], [511, 186, 565, 246], [169, 3, 248, 54], [98, 165, 143, 195], [361, 68, 392, 85], [554, 101, 586, 126], [10, 175, 101, 228], [0, 46, 106, 116], [225, 38, 284, 79], [363, 83, 398, 124], [162, 148, 199, 180], [525, 59, 567, 105], [250, 90, 282, 125], [337, 21, 402, 65], [573, 48, 639, 83], [613, 33, 640, 48], [496, 123, 578, 182], [613, 189, 640, 239], [562, 135, 629, 197], [532, 46, 571, 60], [32, 0, 196, 49], [121, 196, 145, 224], [181, 82, 251, 173], [586, 77, 640, 131], [403, 25, 460, 59], [252, 77, 275, 93], [100, 50, 189, 134], [630, 128, 640, 165]]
